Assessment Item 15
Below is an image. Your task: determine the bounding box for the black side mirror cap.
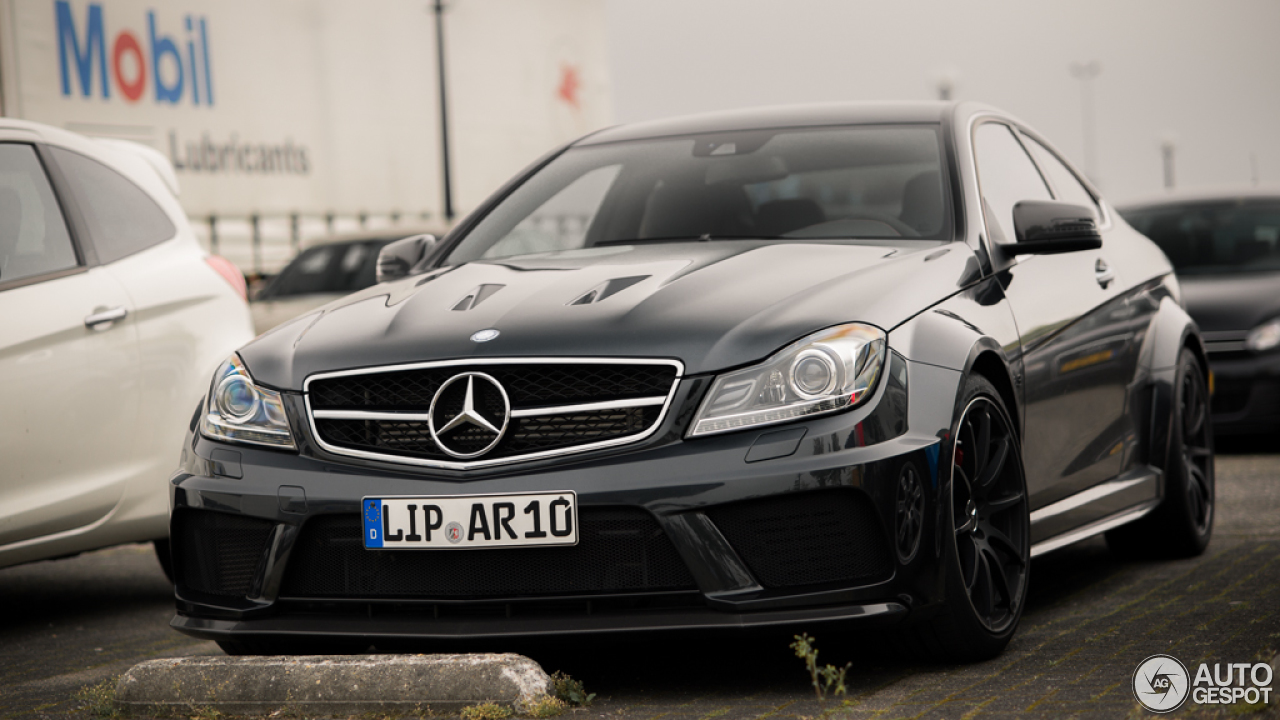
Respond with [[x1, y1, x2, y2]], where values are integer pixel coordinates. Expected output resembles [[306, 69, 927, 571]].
[[376, 234, 438, 284], [1011, 201, 1102, 255]]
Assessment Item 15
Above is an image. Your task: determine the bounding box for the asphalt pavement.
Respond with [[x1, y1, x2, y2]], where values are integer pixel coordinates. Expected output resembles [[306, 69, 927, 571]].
[[1, 440, 1277, 719]]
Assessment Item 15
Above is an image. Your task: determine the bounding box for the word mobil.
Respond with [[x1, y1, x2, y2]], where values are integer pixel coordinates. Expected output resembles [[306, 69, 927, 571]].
[[56, 1, 213, 105]]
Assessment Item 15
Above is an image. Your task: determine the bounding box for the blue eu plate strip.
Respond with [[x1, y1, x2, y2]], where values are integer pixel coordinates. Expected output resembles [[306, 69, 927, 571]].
[[363, 498, 383, 548]]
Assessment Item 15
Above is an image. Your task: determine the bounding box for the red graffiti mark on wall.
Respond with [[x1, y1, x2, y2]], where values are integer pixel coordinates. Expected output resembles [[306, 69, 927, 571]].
[[557, 64, 580, 109]]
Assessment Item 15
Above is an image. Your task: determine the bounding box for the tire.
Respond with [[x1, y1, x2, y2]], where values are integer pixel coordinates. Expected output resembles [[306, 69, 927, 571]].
[[153, 539, 174, 584], [1106, 348, 1214, 558], [900, 374, 1030, 662]]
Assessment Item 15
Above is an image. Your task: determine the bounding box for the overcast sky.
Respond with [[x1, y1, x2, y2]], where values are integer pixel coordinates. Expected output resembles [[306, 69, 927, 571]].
[[604, 0, 1280, 204]]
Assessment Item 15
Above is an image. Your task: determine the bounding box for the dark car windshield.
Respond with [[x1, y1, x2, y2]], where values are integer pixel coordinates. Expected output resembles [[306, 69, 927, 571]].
[[260, 239, 388, 298], [445, 124, 951, 264], [1122, 201, 1280, 275]]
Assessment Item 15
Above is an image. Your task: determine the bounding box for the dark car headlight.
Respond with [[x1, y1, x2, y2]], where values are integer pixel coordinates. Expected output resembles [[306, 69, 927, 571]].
[[1245, 316, 1280, 353], [200, 354, 296, 449], [688, 323, 886, 437]]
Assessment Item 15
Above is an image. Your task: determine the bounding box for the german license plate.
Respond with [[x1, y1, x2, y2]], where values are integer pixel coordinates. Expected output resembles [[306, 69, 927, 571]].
[[362, 492, 578, 549]]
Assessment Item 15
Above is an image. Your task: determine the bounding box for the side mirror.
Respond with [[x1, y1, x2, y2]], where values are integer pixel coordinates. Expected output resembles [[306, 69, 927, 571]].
[[376, 234, 438, 284], [1011, 201, 1103, 255]]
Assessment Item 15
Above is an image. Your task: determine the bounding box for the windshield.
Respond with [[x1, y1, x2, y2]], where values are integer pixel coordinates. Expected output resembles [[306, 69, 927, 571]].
[[1123, 201, 1280, 275], [445, 125, 951, 264]]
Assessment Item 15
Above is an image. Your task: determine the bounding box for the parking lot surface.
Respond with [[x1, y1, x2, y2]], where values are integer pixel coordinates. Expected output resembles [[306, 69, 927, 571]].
[[2, 445, 1277, 720]]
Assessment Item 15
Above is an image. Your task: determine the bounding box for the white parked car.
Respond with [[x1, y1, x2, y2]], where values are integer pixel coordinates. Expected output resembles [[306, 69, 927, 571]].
[[0, 119, 253, 576]]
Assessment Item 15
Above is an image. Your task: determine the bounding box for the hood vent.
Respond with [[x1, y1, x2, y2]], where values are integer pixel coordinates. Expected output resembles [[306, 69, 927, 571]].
[[569, 275, 648, 306], [452, 284, 505, 311]]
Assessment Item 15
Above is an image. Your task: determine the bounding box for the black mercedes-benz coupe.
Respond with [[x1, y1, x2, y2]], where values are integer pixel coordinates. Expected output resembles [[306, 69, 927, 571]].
[[169, 102, 1213, 661], [1119, 191, 1280, 436]]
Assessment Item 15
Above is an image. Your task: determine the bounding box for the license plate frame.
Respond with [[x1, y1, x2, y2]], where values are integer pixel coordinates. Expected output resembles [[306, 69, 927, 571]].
[[361, 491, 579, 549]]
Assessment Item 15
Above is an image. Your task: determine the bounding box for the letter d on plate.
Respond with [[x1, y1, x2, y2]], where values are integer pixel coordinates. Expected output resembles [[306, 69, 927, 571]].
[[363, 498, 384, 548]]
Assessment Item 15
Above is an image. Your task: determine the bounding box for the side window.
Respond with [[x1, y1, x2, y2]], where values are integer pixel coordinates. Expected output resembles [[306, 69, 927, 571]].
[[0, 144, 79, 286], [48, 147, 176, 264], [973, 123, 1051, 244], [1022, 135, 1098, 214]]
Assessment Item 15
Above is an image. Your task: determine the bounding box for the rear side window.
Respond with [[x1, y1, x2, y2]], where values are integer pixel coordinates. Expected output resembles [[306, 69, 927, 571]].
[[0, 144, 78, 286], [49, 147, 176, 264]]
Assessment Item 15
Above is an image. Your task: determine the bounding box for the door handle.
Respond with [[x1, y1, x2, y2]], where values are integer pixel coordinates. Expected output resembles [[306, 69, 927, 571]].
[[84, 306, 128, 330], [1095, 258, 1115, 289]]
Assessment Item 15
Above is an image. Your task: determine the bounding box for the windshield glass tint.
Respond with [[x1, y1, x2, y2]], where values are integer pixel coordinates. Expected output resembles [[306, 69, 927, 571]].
[[446, 125, 950, 264], [1124, 202, 1280, 274]]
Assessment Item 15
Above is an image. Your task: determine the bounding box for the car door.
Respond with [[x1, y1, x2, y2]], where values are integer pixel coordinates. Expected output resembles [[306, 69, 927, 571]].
[[0, 141, 141, 548], [972, 121, 1131, 509]]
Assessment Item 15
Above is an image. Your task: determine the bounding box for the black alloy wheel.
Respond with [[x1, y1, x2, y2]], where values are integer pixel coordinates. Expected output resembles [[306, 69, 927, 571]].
[[898, 375, 1030, 662], [950, 394, 1029, 635], [1177, 354, 1214, 538], [1106, 348, 1215, 558]]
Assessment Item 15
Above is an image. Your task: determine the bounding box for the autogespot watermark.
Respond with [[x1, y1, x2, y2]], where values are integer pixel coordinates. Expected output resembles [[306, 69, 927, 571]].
[[1132, 654, 1274, 713]]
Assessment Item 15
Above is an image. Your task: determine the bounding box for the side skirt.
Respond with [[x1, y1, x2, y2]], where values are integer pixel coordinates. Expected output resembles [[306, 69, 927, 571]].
[[1029, 467, 1160, 557]]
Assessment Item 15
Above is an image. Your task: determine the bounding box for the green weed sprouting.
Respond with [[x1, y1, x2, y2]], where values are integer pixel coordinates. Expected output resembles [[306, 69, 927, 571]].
[[790, 633, 851, 701]]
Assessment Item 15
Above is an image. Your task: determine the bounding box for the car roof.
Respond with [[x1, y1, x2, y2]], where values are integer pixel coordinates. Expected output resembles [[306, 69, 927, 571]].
[[1117, 187, 1280, 211], [577, 101, 957, 146]]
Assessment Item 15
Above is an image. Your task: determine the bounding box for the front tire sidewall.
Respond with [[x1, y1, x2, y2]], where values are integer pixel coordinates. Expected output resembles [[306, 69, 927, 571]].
[[940, 376, 1030, 660]]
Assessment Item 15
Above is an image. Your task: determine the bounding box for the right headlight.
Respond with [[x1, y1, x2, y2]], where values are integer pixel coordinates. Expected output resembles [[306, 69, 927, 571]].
[[200, 354, 297, 449], [688, 323, 887, 437], [1245, 316, 1280, 353]]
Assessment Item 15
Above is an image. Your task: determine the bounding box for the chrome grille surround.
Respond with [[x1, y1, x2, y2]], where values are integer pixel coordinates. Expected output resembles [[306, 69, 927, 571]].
[[303, 357, 684, 470]]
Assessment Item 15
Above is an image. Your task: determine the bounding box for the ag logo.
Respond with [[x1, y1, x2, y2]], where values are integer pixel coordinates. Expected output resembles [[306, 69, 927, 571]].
[[1133, 654, 1191, 713]]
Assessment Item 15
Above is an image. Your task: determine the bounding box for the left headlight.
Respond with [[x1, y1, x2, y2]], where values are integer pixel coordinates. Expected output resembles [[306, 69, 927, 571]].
[[688, 323, 887, 437], [200, 354, 297, 449], [1245, 316, 1280, 353]]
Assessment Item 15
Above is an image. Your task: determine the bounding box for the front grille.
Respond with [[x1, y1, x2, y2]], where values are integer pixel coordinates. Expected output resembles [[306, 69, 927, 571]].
[[172, 509, 275, 597], [1212, 377, 1251, 415], [707, 489, 893, 589], [307, 361, 679, 465], [280, 508, 697, 599]]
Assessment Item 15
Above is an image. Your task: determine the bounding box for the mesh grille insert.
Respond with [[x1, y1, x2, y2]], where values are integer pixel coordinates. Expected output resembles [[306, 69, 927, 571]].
[[281, 507, 697, 599], [707, 489, 892, 589], [308, 362, 677, 463], [172, 509, 275, 598]]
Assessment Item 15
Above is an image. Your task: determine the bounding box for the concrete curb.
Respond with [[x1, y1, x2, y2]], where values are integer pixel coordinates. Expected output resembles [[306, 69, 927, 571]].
[[114, 653, 552, 716]]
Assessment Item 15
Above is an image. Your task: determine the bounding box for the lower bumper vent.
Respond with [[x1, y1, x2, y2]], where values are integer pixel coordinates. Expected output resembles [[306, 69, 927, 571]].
[[707, 489, 893, 589], [172, 509, 275, 597], [281, 507, 696, 599]]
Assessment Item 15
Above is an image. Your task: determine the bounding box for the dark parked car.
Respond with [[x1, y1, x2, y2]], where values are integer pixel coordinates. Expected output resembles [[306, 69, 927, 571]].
[[171, 102, 1212, 661], [250, 228, 440, 334], [1119, 191, 1280, 435]]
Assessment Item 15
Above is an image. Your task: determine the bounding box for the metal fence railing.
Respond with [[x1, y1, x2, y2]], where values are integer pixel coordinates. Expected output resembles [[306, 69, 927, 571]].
[[190, 211, 440, 277]]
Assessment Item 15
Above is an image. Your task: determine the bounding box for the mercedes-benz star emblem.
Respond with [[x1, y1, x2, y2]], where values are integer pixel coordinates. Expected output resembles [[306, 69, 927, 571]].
[[427, 372, 511, 459]]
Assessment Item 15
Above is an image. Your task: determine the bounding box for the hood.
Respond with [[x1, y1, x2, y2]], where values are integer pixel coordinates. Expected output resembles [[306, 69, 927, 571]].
[[240, 240, 980, 390], [1179, 272, 1280, 335]]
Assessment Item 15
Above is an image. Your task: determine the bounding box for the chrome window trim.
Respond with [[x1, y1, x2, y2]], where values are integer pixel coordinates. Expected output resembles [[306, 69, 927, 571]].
[[303, 357, 685, 470]]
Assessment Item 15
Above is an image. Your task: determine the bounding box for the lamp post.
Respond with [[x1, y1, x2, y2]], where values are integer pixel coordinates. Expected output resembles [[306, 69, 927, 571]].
[[1069, 61, 1101, 184], [433, 0, 454, 222]]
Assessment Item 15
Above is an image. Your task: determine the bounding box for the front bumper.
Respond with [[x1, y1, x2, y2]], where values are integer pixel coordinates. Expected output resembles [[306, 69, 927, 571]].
[[169, 354, 960, 644], [1208, 349, 1280, 434]]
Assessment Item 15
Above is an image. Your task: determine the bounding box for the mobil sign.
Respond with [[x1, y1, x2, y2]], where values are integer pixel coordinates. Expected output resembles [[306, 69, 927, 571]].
[[56, 0, 213, 106]]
